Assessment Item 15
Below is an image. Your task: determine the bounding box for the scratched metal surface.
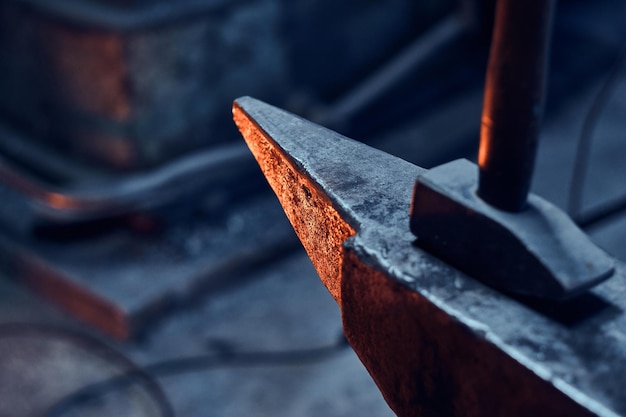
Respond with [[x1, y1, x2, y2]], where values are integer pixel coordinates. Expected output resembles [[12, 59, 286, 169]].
[[235, 96, 626, 416]]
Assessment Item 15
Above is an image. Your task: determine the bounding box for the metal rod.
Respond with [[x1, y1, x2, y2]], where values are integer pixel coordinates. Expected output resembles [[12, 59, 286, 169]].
[[477, 0, 556, 212], [318, 15, 465, 128], [0, 142, 252, 224]]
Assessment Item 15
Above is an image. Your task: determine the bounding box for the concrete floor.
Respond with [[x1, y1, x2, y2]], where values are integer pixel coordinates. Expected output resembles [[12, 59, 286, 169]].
[[0, 247, 395, 417]]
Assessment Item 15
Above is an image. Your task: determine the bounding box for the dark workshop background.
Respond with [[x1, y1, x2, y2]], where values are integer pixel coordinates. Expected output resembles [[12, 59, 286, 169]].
[[0, 0, 625, 416]]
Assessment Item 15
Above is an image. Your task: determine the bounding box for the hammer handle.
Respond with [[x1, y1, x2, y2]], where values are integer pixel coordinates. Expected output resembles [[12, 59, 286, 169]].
[[478, 0, 556, 212]]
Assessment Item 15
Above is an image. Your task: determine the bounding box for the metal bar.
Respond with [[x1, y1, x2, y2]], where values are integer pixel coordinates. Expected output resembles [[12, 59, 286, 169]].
[[0, 143, 253, 224], [318, 15, 465, 128], [576, 193, 626, 230], [567, 43, 626, 219], [478, 0, 556, 211]]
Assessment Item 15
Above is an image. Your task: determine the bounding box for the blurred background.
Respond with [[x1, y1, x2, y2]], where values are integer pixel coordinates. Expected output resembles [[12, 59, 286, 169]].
[[0, 0, 625, 415]]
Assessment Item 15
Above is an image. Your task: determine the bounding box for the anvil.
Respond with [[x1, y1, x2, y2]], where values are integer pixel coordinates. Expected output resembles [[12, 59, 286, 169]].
[[233, 96, 626, 416]]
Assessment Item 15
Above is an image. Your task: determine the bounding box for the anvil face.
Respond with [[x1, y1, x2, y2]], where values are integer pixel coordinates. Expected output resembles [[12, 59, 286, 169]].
[[233, 96, 626, 417]]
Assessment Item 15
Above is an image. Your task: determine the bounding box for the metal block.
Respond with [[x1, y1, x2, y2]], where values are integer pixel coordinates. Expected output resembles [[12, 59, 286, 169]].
[[0, 0, 289, 170], [234, 96, 626, 417], [410, 158, 613, 299], [0, 183, 298, 340]]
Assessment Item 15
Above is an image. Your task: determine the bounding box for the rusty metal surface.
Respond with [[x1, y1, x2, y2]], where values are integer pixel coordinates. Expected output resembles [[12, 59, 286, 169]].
[[234, 96, 626, 417]]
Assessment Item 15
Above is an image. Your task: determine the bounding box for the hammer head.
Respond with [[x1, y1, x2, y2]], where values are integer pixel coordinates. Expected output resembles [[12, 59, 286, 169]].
[[411, 159, 614, 300]]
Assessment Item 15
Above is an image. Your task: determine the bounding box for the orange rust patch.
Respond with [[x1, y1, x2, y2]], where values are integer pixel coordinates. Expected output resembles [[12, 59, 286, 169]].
[[340, 247, 596, 417], [19, 257, 130, 340], [40, 23, 131, 121], [233, 103, 355, 305]]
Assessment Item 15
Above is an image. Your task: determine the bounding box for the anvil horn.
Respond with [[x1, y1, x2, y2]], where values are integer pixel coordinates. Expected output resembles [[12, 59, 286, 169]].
[[233, 95, 423, 305]]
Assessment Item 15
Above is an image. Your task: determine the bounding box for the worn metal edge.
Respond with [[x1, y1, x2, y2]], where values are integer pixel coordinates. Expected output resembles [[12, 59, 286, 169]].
[[233, 99, 358, 304], [346, 233, 623, 417]]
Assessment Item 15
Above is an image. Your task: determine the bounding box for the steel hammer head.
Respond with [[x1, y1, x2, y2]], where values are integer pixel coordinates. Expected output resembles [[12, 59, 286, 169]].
[[411, 158, 614, 300]]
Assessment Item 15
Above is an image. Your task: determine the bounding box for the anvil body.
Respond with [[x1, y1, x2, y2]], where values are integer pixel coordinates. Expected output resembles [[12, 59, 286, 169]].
[[234, 97, 626, 417]]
